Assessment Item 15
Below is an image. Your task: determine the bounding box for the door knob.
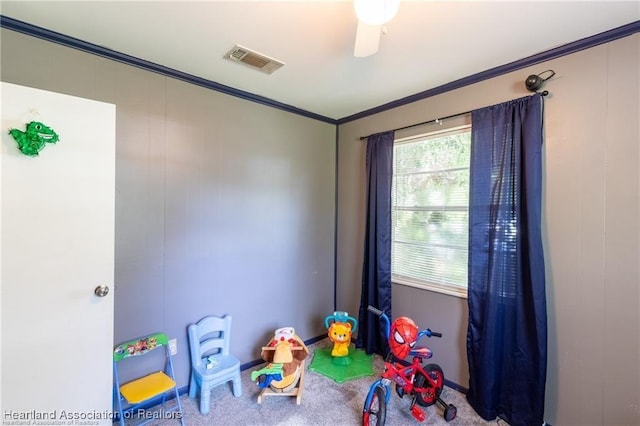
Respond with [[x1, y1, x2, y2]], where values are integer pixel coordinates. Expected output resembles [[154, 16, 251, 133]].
[[94, 285, 110, 297]]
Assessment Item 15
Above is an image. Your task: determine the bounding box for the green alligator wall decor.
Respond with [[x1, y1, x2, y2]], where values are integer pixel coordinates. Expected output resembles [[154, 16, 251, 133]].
[[8, 121, 60, 156]]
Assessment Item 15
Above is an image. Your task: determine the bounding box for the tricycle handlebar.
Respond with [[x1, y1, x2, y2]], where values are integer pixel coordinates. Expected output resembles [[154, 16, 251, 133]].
[[417, 329, 442, 341], [367, 306, 384, 316], [367, 305, 391, 339]]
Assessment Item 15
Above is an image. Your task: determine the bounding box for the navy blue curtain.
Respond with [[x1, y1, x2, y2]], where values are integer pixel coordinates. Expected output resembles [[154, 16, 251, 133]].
[[466, 94, 547, 426], [356, 130, 395, 356]]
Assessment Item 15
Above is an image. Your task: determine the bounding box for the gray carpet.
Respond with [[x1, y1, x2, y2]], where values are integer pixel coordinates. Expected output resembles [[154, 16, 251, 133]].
[[128, 339, 506, 426]]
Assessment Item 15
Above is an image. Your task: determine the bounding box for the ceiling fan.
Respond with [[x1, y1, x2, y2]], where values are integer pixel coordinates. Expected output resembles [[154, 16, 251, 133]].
[[353, 0, 401, 57]]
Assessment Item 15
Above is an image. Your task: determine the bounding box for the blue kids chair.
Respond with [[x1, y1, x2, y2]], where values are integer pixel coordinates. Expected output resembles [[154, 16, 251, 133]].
[[187, 315, 242, 414], [113, 332, 184, 425]]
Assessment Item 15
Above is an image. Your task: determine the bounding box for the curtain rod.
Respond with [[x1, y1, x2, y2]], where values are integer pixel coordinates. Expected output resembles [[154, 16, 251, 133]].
[[358, 91, 548, 140]]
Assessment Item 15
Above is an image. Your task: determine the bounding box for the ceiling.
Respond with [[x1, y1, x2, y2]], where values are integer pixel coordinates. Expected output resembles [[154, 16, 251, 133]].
[[1, 1, 638, 121]]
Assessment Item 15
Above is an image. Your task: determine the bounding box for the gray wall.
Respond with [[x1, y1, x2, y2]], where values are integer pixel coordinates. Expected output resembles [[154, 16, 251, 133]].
[[1, 29, 336, 388], [337, 34, 639, 425]]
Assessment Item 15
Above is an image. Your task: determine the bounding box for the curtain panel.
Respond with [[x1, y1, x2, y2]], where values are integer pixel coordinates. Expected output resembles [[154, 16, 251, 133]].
[[356, 130, 395, 356], [466, 94, 547, 426]]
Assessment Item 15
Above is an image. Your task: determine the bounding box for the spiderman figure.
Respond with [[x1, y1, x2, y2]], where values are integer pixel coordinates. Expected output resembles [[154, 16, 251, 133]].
[[389, 316, 432, 360]]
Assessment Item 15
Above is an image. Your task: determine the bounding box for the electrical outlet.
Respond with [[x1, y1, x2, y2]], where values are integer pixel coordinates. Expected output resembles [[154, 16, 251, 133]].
[[168, 338, 177, 355]]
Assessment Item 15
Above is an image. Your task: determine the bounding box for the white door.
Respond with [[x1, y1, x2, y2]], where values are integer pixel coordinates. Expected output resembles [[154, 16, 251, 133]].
[[0, 82, 115, 424]]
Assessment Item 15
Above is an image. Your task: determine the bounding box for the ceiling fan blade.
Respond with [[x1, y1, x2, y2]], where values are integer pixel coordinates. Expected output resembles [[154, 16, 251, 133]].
[[354, 20, 382, 57]]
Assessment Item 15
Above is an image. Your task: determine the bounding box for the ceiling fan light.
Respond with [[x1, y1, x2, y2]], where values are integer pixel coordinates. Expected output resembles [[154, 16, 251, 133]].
[[354, 0, 400, 26]]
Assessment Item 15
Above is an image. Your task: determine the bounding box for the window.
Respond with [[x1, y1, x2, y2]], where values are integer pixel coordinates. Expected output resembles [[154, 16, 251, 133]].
[[391, 125, 471, 297]]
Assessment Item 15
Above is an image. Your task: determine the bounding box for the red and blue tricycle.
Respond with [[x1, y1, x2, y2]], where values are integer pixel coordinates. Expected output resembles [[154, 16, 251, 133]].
[[362, 306, 457, 425]]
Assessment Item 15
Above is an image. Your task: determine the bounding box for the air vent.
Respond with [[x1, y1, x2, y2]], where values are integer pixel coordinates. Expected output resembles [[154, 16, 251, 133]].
[[224, 45, 284, 75]]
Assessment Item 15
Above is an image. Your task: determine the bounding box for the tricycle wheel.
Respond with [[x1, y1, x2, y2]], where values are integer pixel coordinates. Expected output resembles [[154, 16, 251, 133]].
[[363, 385, 386, 426], [414, 364, 444, 407], [444, 404, 457, 422]]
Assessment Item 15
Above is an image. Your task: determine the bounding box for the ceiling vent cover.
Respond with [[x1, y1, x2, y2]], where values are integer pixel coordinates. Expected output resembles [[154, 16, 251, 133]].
[[224, 45, 284, 74]]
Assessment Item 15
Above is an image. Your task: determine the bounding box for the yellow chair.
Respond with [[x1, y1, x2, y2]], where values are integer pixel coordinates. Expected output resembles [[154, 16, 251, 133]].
[[113, 333, 184, 425]]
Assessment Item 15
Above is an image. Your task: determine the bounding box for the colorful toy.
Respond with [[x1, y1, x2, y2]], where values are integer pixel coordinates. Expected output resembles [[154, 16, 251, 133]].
[[308, 311, 374, 383], [325, 311, 358, 359], [362, 306, 457, 425], [8, 121, 59, 156], [253, 327, 309, 405]]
